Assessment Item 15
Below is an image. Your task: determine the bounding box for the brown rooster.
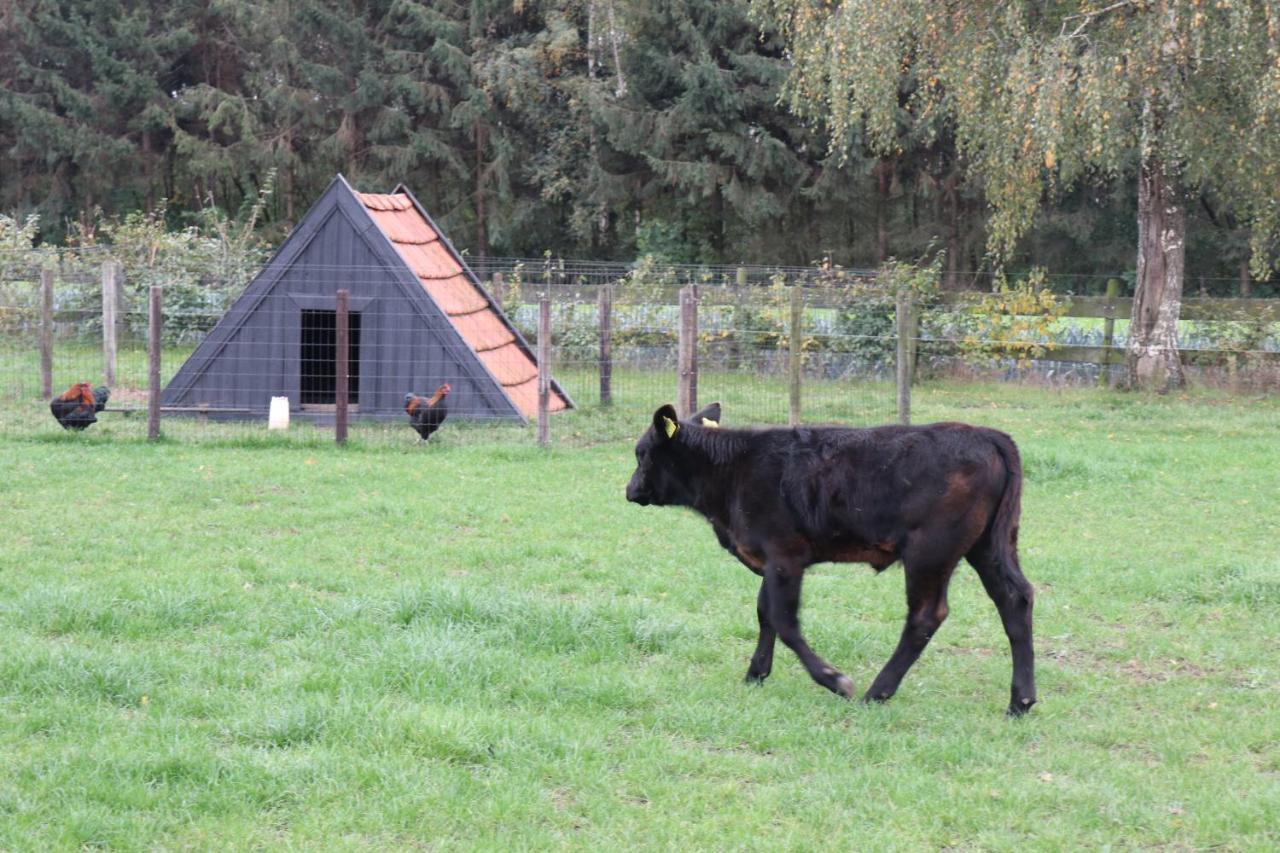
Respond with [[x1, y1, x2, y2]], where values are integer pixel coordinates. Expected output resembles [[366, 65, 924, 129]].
[[50, 382, 110, 430], [404, 383, 450, 441]]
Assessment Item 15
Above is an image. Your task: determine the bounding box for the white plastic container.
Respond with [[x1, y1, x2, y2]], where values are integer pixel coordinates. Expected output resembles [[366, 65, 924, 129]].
[[268, 396, 290, 430]]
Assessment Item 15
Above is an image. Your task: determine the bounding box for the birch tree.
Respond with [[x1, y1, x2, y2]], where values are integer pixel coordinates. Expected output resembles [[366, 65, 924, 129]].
[[755, 0, 1280, 390]]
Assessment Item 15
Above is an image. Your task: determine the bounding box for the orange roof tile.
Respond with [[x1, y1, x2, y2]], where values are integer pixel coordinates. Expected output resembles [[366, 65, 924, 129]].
[[451, 310, 516, 352], [365, 206, 437, 245], [505, 375, 569, 415], [479, 343, 537, 386], [393, 241, 462, 280], [421, 274, 489, 315], [355, 189, 567, 418], [360, 193, 414, 211]]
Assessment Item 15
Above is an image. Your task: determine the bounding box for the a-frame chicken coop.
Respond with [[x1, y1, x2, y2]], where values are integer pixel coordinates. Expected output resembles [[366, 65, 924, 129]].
[[162, 175, 571, 422]]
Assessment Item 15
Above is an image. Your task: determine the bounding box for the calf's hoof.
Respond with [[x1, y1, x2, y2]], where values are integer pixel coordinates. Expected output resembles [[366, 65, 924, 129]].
[[1007, 695, 1037, 717], [745, 658, 772, 684], [819, 666, 855, 699]]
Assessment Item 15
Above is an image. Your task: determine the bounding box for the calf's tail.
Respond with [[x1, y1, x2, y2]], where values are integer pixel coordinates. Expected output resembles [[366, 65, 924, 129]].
[[987, 431, 1024, 574]]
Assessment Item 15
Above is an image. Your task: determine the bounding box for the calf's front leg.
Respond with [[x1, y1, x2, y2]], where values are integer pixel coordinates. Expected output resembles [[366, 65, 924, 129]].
[[765, 564, 854, 698], [745, 579, 776, 683]]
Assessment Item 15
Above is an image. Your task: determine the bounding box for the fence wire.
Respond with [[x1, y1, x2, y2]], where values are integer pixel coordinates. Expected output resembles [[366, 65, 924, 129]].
[[2, 258, 1278, 447]]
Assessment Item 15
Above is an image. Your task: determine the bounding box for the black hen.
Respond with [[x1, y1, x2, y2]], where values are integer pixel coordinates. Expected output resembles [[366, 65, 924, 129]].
[[50, 383, 110, 430], [404, 383, 450, 441]]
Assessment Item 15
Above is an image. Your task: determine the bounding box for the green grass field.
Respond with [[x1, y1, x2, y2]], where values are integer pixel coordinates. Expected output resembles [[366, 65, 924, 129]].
[[2, 384, 1278, 850]]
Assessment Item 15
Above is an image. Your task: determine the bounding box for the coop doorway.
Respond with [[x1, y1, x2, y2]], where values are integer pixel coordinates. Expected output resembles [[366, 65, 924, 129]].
[[300, 308, 361, 408]]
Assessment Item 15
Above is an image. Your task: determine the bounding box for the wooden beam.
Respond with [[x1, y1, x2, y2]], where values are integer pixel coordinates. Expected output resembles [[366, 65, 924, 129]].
[[678, 285, 698, 418], [1041, 344, 1280, 365], [148, 286, 162, 440], [491, 271, 505, 311], [335, 289, 349, 444], [789, 284, 802, 426], [896, 287, 911, 425], [40, 268, 53, 400], [598, 283, 613, 407], [102, 260, 118, 386], [538, 293, 551, 446]]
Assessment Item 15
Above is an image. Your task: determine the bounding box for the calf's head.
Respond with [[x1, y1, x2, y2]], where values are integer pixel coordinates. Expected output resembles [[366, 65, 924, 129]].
[[626, 402, 721, 507]]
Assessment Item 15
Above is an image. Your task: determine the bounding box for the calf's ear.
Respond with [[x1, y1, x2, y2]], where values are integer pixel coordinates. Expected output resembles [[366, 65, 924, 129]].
[[690, 401, 721, 426], [652, 404, 681, 441]]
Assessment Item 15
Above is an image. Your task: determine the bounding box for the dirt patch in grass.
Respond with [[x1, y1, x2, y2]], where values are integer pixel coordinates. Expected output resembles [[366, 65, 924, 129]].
[[937, 645, 997, 659], [1046, 645, 1220, 684]]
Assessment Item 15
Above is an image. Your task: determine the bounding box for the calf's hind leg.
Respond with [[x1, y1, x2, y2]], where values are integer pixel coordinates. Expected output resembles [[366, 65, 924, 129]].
[[966, 542, 1037, 715], [765, 564, 855, 698], [863, 553, 959, 704]]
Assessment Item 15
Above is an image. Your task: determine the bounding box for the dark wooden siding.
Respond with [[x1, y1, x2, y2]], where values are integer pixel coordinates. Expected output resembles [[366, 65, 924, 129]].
[[162, 178, 525, 422]]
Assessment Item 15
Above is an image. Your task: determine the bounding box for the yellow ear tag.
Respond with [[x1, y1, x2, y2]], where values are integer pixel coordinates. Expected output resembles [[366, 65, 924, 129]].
[[700, 418, 719, 428], [662, 416, 678, 438]]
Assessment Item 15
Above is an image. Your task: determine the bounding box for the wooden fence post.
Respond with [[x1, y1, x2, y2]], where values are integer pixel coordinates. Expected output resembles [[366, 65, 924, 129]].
[[335, 289, 349, 444], [736, 266, 748, 288], [40, 268, 53, 399], [598, 283, 613, 407], [789, 284, 803, 426], [678, 285, 698, 418], [491, 272, 505, 311], [1099, 278, 1120, 388], [148, 286, 162, 441], [102, 260, 118, 387], [896, 286, 912, 425], [907, 299, 920, 382], [538, 293, 551, 446]]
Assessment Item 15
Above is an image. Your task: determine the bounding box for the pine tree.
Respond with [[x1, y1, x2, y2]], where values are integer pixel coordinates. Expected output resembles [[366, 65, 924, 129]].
[[1, 0, 199, 239], [590, 0, 815, 262], [464, 0, 600, 256]]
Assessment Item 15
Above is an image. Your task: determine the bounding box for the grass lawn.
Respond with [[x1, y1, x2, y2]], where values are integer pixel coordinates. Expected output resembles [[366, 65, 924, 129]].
[[1, 384, 1278, 849]]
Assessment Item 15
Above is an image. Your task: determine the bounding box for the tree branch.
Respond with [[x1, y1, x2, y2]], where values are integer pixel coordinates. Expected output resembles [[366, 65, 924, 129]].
[[1059, 0, 1135, 40]]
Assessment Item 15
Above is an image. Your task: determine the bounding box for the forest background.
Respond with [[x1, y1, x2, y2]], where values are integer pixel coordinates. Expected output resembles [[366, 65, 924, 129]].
[[2, 0, 1277, 300]]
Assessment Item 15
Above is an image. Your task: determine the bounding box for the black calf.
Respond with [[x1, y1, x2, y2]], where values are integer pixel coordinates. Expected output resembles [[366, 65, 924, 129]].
[[626, 403, 1037, 715]]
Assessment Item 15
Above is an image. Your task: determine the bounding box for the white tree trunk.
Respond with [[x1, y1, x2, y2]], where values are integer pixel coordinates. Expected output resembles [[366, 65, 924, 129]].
[[1126, 154, 1186, 391]]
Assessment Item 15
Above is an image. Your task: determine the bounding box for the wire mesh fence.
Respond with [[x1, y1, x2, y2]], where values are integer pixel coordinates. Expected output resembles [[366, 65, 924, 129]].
[[3, 253, 1279, 447], [526, 277, 903, 438]]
